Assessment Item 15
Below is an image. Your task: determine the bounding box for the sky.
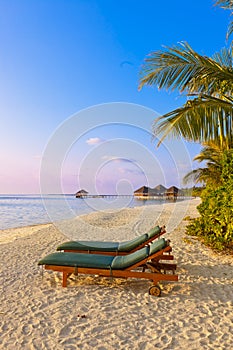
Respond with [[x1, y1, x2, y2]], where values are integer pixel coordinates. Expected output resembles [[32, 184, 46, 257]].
[[0, 0, 231, 194]]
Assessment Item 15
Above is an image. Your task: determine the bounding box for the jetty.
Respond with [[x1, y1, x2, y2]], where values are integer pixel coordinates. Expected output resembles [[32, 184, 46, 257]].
[[75, 185, 186, 200], [75, 190, 132, 199]]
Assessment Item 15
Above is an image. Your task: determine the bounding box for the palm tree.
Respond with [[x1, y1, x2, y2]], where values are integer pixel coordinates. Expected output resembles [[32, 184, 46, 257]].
[[139, 1, 233, 190], [183, 141, 228, 186], [139, 42, 233, 148], [215, 1, 233, 40]]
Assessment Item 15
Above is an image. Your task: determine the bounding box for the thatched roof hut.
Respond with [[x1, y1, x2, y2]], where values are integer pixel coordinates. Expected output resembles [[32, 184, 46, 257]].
[[134, 185, 165, 197], [148, 187, 160, 196], [134, 184, 179, 199], [134, 186, 149, 196], [165, 186, 179, 199], [75, 189, 88, 198], [154, 184, 167, 195]]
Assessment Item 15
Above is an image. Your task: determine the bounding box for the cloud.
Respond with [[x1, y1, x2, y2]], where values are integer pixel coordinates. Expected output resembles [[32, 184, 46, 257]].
[[101, 156, 137, 164], [86, 137, 104, 146], [118, 167, 144, 175], [100, 157, 143, 175]]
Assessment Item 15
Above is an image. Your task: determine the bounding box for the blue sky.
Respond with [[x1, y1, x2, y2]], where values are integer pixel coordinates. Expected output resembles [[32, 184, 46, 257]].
[[0, 0, 230, 194]]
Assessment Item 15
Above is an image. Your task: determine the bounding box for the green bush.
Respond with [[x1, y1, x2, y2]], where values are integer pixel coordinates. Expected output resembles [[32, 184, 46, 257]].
[[186, 150, 233, 250], [192, 186, 205, 197]]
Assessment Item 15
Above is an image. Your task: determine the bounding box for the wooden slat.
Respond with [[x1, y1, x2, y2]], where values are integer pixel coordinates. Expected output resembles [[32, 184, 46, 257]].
[[45, 264, 178, 286]]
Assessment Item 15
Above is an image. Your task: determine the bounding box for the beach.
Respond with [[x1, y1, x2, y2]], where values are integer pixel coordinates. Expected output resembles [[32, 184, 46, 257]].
[[1, 198, 233, 350]]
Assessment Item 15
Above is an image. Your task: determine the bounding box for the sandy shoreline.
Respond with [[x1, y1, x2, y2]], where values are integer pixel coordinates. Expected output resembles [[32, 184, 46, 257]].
[[1, 198, 233, 349]]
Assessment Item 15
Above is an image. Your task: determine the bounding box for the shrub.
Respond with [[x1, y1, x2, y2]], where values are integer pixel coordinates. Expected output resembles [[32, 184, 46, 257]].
[[186, 150, 233, 250]]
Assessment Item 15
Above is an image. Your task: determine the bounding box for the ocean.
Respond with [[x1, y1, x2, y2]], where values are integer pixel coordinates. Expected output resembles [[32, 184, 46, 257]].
[[0, 194, 167, 230]]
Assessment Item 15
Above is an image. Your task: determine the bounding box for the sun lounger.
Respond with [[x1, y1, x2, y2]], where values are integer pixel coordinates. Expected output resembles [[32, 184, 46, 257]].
[[38, 238, 178, 296], [56, 225, 166, 255]]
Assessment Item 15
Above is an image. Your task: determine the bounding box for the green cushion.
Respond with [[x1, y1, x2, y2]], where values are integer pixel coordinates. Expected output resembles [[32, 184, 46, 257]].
[[149, 238, 167, 255], [57, 233, 149, 253], [57, 241, 119, 252], [38, 239, 168, 271], [147, 226, 161, 239], [38, 252, 114, 269], [118, 233, 148, 252], [111, 246, 149, 269]]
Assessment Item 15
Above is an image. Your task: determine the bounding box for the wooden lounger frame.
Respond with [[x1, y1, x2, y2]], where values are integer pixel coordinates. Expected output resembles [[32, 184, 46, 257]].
[[61, 226, 166, 256], [42, 245, 178, 288]]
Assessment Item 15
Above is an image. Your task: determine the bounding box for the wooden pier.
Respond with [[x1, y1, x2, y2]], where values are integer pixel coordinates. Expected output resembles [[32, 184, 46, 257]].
[[76, 194, 134, 198]]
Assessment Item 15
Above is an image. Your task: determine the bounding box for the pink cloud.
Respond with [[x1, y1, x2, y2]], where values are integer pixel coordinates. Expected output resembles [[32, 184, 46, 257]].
[[86, 137, 104, 146]]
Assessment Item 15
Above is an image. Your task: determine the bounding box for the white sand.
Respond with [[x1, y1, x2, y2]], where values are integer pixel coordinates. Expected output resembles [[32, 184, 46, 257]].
[[1, 198, 233, 349]]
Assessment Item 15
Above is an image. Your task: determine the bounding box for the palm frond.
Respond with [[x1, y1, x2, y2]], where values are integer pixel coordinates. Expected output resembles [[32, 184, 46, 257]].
[[226, 20, 233, 40], [215, 1, 233, 42], [139, 42, 233, 93], [183, 167, 222, 185], [183, 140, 230, 186], [154, 95, 233, 146], [195, 48, 233, 95], [183, 168, 206, 185], [215, 0, 233, 10]]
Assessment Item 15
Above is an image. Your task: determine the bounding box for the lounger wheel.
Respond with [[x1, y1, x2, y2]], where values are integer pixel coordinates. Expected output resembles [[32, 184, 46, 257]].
[[149, 285, 161, 297]]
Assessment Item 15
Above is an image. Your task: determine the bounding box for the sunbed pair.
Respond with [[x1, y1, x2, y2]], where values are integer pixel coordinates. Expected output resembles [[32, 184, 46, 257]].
[[38, 226, 178, 296]]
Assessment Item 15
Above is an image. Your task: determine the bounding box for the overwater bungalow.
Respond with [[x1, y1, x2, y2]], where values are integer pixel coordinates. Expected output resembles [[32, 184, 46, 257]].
[[75, 189, 88, 198], [154, 184, 167, 196], [134, 184, 180, 199], [134, 186, 149, 197], [165, 186, 179, 199], [134, 185, 167, 197]]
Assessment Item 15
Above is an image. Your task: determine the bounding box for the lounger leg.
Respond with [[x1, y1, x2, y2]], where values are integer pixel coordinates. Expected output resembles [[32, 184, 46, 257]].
[[62, 272, 68, 287]]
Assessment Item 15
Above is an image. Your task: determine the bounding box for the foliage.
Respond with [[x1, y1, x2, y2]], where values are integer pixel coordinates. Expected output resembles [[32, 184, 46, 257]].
[[216, 0, 233, 10], [186, 150, 233, 250], [183, 141, 232, 186], [215, 0, 233, 41], [139, 42, 233, 95], [138, 1, 233, 251], [139, 43, 233, 147], [191, 186, 205, 197], [139, 2, 233, 149], [179, 187, 193, 196]]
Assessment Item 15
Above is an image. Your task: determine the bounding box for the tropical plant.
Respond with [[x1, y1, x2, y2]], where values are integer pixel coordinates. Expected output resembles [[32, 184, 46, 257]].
[[139, 1, 233, 250], [183, 141, 231, 185], [186, 150, 233, 250], [139, 43, 233, 147], [215, 0, 233, 41], [139, 1, 233, 148]]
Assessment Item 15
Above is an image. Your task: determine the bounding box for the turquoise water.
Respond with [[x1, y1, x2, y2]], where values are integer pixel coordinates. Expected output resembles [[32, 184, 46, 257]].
[[0, 194, 167, 230]]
